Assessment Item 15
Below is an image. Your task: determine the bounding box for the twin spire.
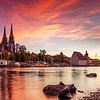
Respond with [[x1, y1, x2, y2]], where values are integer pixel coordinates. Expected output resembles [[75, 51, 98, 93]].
[[1, 26, 7, 46], [1, 24, 15, 53], [9, 24, 14, 43]]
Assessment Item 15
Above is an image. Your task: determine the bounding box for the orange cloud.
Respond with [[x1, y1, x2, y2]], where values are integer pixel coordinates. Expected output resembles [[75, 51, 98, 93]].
[[0, 0, 100, 46]]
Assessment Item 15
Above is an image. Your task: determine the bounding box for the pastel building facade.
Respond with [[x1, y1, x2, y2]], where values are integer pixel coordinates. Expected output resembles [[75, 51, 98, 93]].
[[70, 51, 89, 66]]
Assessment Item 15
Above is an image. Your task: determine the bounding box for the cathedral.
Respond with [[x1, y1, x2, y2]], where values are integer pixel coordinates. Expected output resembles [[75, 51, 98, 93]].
[[0, 25, 15, 53]]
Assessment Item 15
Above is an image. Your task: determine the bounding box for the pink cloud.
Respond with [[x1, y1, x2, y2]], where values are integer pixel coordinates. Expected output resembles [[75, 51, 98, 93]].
[[0, 0, 100, 43]]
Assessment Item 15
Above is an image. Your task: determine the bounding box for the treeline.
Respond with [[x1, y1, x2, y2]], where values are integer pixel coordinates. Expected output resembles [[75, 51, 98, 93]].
[[1, 44, 69, 64]]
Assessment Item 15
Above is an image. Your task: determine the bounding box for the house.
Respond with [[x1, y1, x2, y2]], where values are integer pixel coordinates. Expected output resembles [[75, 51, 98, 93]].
[[70, 51, 89, 66]]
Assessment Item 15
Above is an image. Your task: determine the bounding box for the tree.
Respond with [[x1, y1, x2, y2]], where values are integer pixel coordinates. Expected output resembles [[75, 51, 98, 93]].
[[19, 45, 27, 53], [15, 43, 20, 53], [20, 52, 27, 62], [14, 44, 27, 62], [53, 52, 65, 63], [60, 52, 64, 63], [31, 52, 37, 61], [40, 49, 46, 61], [37, 49, 47, 61], [37, 53, 44, 61], [15, 52, 21, 62], [45, 55, 52, 63]]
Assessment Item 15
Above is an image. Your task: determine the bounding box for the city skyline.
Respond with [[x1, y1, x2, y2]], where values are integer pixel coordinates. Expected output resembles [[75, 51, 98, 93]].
[[0, 0, 100, 59]]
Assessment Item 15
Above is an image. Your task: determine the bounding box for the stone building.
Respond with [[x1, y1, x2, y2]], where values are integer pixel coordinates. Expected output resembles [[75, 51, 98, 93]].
[[70, 51, 89, 66], [0, 25, 15, 58]]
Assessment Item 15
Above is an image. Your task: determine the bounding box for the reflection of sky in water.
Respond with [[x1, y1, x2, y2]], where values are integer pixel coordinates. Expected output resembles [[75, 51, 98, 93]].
[[0, 67, 100, 100]]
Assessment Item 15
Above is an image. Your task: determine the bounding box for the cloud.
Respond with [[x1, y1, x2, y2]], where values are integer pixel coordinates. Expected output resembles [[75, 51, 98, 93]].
[[0, 0, 100, 56]]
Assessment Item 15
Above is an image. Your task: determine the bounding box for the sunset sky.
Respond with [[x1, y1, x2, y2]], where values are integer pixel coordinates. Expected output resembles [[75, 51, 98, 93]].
[[0, 0, 100, 58]]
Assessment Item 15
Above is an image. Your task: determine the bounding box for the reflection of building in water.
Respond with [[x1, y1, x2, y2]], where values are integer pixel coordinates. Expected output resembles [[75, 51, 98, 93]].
[[38, 69, 45, 77], [71, 68, 89, 92], [56, 70, 64, 81], [71, 68, 88, 79], [71, 69, 81, 79], [56, 70, 64, 77], [0, 69, 13, 100]]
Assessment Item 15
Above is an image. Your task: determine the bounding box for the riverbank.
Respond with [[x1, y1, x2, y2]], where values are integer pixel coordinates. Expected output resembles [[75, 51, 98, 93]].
[[20, 62, 100, 67], [1, 60, 100, 67], [79, 90, 100, 100]]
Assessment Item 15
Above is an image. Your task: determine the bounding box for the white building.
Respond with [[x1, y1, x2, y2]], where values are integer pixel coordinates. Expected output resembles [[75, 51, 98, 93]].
[[70, 51, 89, 66]]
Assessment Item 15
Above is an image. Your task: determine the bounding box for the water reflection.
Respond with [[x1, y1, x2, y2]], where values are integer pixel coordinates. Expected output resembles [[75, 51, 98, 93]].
[[56, 70, 64, 77], [0, 68, 13, 100], [38, 69, 45, 77], [0, 67, 100, 100], [71, 69, 81, 78]]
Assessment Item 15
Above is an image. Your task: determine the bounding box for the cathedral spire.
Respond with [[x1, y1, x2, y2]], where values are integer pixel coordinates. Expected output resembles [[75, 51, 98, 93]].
[[1, 26, 7, 46], [10, 24, 13, 37], [9, 24, 15, 53]]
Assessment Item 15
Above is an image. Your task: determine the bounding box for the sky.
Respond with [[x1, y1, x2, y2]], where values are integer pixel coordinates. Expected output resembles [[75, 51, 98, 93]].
[[0, 0, 100, 59]]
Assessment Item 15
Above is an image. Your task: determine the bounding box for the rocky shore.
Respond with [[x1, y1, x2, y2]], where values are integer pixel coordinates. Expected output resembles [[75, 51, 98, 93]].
[[79, 90, 100, 100], [43, 82, 100, 100]]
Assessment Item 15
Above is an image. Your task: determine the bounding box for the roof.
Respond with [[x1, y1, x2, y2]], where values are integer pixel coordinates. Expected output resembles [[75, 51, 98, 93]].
[[72, 51, 87, 60]]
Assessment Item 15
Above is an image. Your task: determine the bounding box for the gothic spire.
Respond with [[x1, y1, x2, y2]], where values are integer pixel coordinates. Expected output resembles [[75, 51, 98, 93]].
[[9, 24, 14, 41], [1, 26, 7, 46], [9, 24, 15, 53]]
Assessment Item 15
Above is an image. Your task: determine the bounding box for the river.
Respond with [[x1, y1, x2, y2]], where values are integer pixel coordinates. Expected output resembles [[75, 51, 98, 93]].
[[0, 66, 100, 100]]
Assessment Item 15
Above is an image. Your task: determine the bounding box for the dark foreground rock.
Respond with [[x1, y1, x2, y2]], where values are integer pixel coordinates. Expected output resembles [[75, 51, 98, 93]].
[[43, 82, 76, 99], [58, 88, 72, 100], [77, 90, 84, 93], [86, 73, 97, 78]]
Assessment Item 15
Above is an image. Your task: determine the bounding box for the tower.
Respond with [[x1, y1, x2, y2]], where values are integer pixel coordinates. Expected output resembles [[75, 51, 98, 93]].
[[1, 26, 7, 46], [84, 51, 89, 59], [9, 24, 15, 53]]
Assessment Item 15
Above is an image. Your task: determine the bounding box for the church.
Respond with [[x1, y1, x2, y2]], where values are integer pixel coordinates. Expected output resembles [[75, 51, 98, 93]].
[[0, 25, 15, 53]]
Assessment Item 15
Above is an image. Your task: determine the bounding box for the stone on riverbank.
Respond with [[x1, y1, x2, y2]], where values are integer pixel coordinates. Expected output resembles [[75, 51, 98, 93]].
[[86, 73, 97, 78], [43, 82, 77, 99], [79, 91, 100, 100], [58, 88, 72, 100]]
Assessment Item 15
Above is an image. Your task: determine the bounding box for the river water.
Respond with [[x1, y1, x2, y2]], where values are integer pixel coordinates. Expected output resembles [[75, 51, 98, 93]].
[[0, 66, 100, 100]]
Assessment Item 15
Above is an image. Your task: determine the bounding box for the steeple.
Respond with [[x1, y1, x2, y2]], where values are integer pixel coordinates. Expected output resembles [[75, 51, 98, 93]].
[[1, 26, 7, 46], [9, 24, 15, 53], [84, 50, 89, 60], [85, 51, 88, 57]]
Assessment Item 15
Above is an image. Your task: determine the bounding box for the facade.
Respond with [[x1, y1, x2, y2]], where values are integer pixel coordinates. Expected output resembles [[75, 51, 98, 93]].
[[70, 51, 89, 66], [0, 25, 15, 59]]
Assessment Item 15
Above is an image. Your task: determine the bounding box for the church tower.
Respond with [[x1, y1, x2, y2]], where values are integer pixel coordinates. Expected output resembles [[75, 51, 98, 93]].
[[84, 50, 89, 60], [1, 26, 7, 46], [9, 24, 15, 53]]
